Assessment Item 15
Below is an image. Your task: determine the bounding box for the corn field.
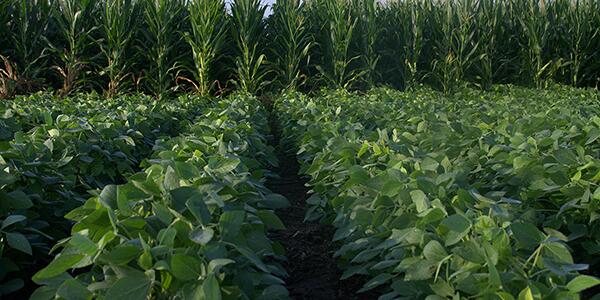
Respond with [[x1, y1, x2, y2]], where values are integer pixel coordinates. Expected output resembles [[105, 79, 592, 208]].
[[0, 0, 599, 98]]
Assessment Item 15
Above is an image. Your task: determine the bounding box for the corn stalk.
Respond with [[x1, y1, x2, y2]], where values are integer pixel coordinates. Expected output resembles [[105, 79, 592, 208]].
[[230, 0, 268, 94], [517, 0, 559, 88], [100, 0, 139, 98], [140, 0, 186, 99], [403, 0, 424, 90], [375, 0, 422, 90], [430, 0, 456, 94], [551, 0, 600, 87], [430, 0, 479, 94], [11, 0, 52, 90], [453, 0, 479, 84], [0, 55, 18, 99], [49, 0, 99, 97], [0, 1, 15, 98], [475, 0, 504, 90], [354, 0, 380, 88], [184, 0, 227, 96], [0, 0, 11, 56], [270, 0, 312, 91], [311, 0, 362, 89]]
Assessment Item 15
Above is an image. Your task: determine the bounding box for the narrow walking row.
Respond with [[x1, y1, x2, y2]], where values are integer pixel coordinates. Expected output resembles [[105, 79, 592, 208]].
[[266, 110, 380, 300]]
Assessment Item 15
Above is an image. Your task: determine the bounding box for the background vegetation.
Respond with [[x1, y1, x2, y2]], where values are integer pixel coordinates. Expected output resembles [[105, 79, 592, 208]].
[[1, 0, 599, 99]]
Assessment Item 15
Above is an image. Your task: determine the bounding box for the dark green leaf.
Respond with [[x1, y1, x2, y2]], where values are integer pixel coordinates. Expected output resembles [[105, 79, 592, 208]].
[[1, 215, 27, 229], [438, 214, 471, 246], [511, 222, 544, 250], [6, 232, 32, 255], [262, 193, 290, 209], [171, 254, 202, 281], [101, 244, 141, 265], [6, 191, 33, 209], [56, 279, 92, 300], [256, 210, 285, 230], [104, 271, 151, 300], [186, 196, 211, 225], [34, 254, 85, 281], [202, 273, 222, 300]]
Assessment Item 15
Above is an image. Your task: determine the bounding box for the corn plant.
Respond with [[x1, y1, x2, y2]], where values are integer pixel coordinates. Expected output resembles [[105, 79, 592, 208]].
[[374, 4, 399, 89], [48, 0, 99, 97], [429, 1, 456, 94], [10, 0, 52, 91], [0, 56, 18, 99], [375, 1, 422, 90], [183, 0, 227, 96], [0, 0, 11, 56], [453, 0, 479, 84], [99, 0, 139, 98], [310, 0, 361, 89], [140, 0, 186, 99], [591, 4, 600, 88], [353, 0, 380, 88], [269, 0, 312, 91], [230, 0, 268, 94], [430, 0, 479, 94], [402, 0, 424, 90], [474, 0, 504, 90], [0, 0, 14, 98], [550, 0, 600, 87], [517, 0, 560, 88]]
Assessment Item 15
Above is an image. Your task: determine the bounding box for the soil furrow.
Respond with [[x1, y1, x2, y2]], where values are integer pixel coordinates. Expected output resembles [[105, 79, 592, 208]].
[[267, 114, 377, 300]]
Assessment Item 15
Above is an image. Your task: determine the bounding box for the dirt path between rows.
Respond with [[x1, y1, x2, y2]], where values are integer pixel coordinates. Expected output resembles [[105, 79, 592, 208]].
[[266, 114, 379, 300]]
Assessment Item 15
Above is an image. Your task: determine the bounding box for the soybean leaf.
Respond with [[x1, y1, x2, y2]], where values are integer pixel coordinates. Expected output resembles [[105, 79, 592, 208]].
[[423, 240, 447, 262], [56, 279, 92, 300], [219, 210, 245, 240], [202, 273, 222, 300], [171, 254, 202, 281], [358, 273, 394, 292], [256, 210, 285, 230], [262, 194, 290, 209], [208, 259, 235, 274], [68, 233, 97, 256], [186, 196, 212, 225], [163, 166, 180, 190], [1, 215, 27, 229], [6, 232, 32, 255], [234, 245, 269, 273], [100, 244, 141, 266], [207, 156, 240, 173], [34, 254, 85, 281], [511, 222, 544, 250], [104, 271, 151, 300], [99, 185, 118, 209], [410, 190, 429, 213], [6, 191, 33, 209], [566, 275, 600, 293], [438, 214, 471, 246], [189, 227, 214, 245]]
